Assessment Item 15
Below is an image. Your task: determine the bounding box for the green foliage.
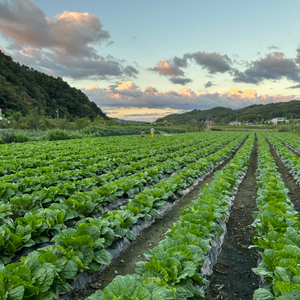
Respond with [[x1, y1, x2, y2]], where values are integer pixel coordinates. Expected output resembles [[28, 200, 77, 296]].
[[14, 132, 30, 143], [47, 129, 70, 141], [238, 113, 264, 122], [158, 100, 300, 125], [0, 50, 108, 120], [0, 125, 186, 144], [0, 131, 259, 300], [85, 133, 255, 300], [278, 126, 289, 132], [0, 130, 15, 143], [82, 125, 185, 136], [251, 134, 300, 299]]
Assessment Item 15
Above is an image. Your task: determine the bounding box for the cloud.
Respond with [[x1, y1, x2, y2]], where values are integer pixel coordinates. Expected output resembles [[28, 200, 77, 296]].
[[150, 51, 232, 80], [85, 84, 99, 90], [233, 52, 300, 84], [296, 46, 300, 64], [123, 113, 166, 117], [115, 81, 139, 91], [0, 1, 110, 57], [268, 46, 279, 50], [204, 81, 213, 88], [169, 77, 192, 85], [287, 84, 300, 89], [0, 45, 6, 54], [149, 60, 185, 77], [104, 107, 184, 121], [106, 81, 144, 98], [82, 81, 300, 111], [0, 0, 136, 80], [105, 41, 114, 47], [173, 56, 188, 68], [11, 48, 124, 78], [184, 51, 232, 74], [145, 86, 158, 94], [123, 65, 139, 78]]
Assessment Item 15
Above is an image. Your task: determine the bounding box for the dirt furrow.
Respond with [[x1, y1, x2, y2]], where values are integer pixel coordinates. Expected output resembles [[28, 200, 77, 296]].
[[70, 138, 249, 300], [205, 138, 259, 300]]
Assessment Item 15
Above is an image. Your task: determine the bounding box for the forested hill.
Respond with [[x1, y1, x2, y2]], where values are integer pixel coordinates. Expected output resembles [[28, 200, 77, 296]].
[[0, 50, 108, 120], [157, 100, 300, 124]]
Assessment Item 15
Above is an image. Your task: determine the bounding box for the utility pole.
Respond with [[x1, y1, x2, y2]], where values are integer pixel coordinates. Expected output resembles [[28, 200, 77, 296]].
[[56, 109, 59, 119]]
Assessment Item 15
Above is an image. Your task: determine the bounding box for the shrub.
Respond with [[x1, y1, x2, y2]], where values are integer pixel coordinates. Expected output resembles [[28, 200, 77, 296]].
[[14, 132, 30, 143], [47, 129, 70, 141], [292, 124, 300, 134], [81, 126, 101, 134], [68, 132, 84, 140], [0, 130, 15, 143], [89, 132, 101, 137], [278, 126, 289, 132]]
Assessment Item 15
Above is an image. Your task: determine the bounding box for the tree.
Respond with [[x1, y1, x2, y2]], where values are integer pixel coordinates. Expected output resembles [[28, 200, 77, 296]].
[[40, 116, 56, 130], [74, 117, 91, 130], [93, 115, 106, 126], [26, 108, 44, 130], [10, 111, 22, 122], [54, 117, 70, 130], [0, 50, 109, 120]]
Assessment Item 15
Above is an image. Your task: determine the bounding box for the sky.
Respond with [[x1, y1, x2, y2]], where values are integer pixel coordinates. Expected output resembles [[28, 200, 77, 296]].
[[0, 0, 300, 121]]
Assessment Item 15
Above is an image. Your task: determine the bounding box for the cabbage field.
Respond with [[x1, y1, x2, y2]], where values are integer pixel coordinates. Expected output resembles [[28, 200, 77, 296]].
[[1, 132, 300, 300]]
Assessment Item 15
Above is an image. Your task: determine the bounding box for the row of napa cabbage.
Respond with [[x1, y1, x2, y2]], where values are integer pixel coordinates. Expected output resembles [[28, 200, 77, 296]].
[[0, 133, 230, 201], [1, 134, 238, 219], [0, 134, 126, 159], [0, 134, 249, 300], [269, 132, 300, 155], [251, 134, 300, 299], [0, 134, 245, 264], [0, 133, 215, 175], [0, 133, 211, 176], [0, 134, 236, 222], [0, 132, 173, 158], [265, 133, 300, 185], [84, 135, 255, 300]]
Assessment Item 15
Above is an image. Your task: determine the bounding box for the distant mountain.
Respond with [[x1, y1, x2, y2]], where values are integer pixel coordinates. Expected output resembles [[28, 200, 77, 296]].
[[156, 100, 300, 124], [113, 118, 150, 124], [0, 50, 109, 120]]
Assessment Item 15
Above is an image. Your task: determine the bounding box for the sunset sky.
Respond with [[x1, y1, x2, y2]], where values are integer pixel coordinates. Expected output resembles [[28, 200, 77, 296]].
[[0, 0, 300, 121]]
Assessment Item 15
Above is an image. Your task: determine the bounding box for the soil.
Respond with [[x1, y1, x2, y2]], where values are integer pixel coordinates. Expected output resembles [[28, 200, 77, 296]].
[[205, 138, 259, 300], [70, 138, 248, 300]]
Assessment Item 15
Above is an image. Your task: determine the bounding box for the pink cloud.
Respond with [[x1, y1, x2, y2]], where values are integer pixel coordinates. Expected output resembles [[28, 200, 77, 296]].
[[0, 0, 136, 80], [0, 45, 6, 54], [0, 0, 110, 57], [149, 60, 184, 77], [82, 82, 300, 110], [115, 81, 139, 91]]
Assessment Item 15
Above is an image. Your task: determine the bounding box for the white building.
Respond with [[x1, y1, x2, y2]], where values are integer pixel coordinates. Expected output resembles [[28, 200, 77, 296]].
[[228, 121, 241, 125], [271, 117, 289, 124]]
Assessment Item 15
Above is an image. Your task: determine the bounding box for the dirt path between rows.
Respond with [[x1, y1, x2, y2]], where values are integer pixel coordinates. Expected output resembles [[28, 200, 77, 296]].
[[268, 141, 300, 213], [205, 138, 259, 300], [70, 138, 249, 300]]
